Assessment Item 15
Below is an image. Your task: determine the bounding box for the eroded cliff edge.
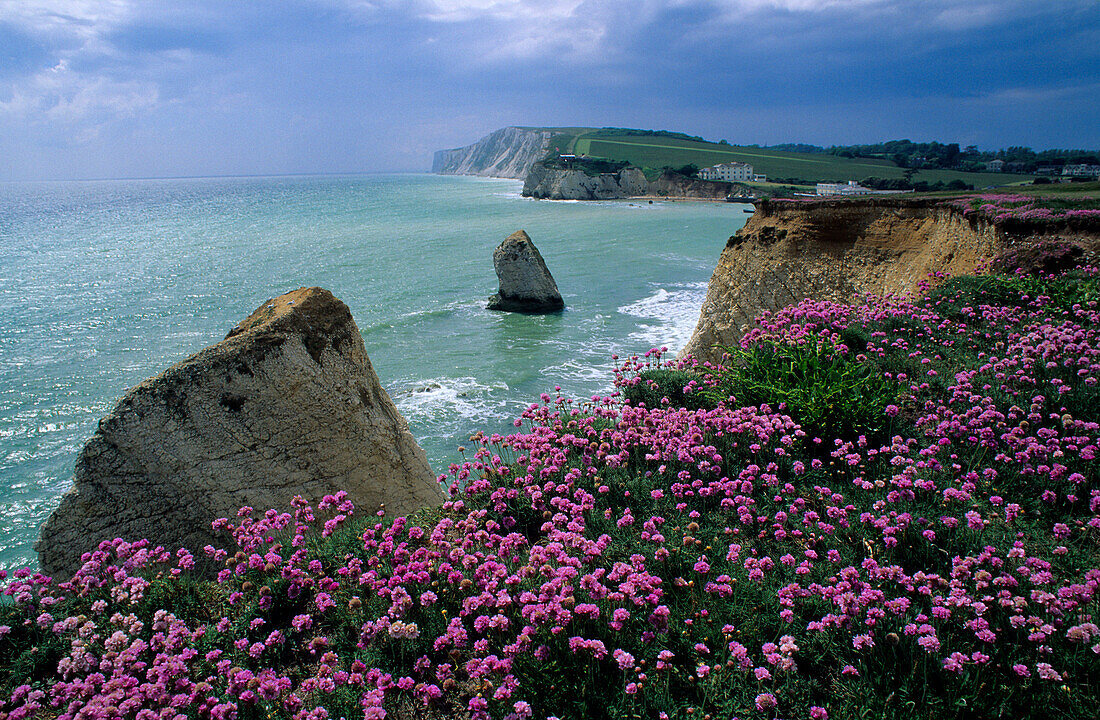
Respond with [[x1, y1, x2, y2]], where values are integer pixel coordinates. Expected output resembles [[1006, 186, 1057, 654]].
[[432, 127, 556, 179], [522, 164, 742, 201], [522, 163, 649, 200], [681, 197, 1099, 366], [38, 288, 445, 578]]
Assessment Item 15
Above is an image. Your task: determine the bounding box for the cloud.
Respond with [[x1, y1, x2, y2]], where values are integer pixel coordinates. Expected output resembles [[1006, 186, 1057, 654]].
[[0, 0, 1097, 179], [0, 0, 134, 48], [410, 0, 584, 23], [975, 82, 1100, 105], [0, 59, 158, 126]]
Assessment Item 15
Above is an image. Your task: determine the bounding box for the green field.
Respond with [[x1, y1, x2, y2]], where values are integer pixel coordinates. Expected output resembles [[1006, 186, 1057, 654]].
[[1009, 179, 1100, 198], [567, 132, 1035, 187]]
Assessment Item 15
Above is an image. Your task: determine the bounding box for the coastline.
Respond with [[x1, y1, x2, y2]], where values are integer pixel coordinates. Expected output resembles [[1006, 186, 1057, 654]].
[[627, 195, 750, 204], [0, 173, 749, 573]]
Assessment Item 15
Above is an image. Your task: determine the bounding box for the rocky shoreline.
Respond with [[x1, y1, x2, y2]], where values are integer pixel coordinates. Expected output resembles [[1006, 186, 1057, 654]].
[[521, 162, 750, 202]]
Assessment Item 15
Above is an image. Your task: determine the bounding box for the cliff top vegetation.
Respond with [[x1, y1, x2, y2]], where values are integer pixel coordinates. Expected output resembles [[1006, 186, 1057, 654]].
[[528, 128, 1040, 188], [3, 242, 1100, 720], [537, 155, 632, 177]]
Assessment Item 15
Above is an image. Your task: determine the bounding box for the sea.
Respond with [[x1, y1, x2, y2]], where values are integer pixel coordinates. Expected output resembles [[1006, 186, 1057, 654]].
[[0, 173, 749, 573]]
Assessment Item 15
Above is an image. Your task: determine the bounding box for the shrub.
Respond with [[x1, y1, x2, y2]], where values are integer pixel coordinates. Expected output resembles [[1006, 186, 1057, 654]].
[[706, 340, 899, 445], [620, 369, 711, 410]]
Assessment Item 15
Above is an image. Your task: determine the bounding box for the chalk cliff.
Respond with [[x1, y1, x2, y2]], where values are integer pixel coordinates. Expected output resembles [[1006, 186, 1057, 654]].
[[647, 171, 737, 200], [432, 127, 557, 179], [37, 288, 445, 578], [682, 198, 1008, 366], [522, 163, 649, 200]]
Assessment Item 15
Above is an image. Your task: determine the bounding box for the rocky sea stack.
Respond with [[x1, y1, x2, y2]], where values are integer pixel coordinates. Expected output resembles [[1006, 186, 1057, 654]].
[[37, 287, 444, 578], [487, 230, 565, 313]]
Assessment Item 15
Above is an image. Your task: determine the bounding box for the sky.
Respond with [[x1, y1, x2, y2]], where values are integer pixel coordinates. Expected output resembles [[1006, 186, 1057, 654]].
[[0, 0, 1098, 181]]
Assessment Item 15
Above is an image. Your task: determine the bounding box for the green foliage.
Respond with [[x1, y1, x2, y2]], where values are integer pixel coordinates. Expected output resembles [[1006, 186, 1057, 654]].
[[621, 369, 711, 410], [538, 156, 631, 177], [569, 133, 1032, 187], [706, 341, 900, 444], [666, 164, 700, 178], [925, 273, 1100, 321], [0, 611, 67, 693]]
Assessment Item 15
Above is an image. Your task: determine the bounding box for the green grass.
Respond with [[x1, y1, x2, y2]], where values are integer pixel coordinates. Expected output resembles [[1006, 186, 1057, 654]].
[[1001, 180, 1100, 199], [568, 133, 1034, 187]]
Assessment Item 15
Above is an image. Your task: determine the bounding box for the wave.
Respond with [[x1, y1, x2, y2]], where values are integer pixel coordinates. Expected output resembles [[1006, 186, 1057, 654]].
[[618, 282, 707, 354], [393, 376, 515, 428]]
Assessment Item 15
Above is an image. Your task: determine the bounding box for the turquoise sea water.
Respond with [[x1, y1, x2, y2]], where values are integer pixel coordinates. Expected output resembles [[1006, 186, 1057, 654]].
[[0, 174, 748, 573]]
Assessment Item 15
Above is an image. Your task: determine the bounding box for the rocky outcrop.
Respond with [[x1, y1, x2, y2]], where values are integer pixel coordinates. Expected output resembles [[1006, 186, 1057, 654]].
[[522, 163, 649, 200], [37, 288, 445, 578], [647, 171, 736, 200], [433, 127, 557, 179], [521, 165, 756, 201], [487, 230, 565, 313], [682, 198, 1009, 366]]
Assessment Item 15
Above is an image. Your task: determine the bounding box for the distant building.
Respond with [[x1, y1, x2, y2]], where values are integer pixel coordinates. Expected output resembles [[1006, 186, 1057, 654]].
[[816, 181, 871, 196], [985, 159, 1005, 172], [1062, 164, 1100, 178], [699, 162, 754, 182], [752, 174, 767, 182]]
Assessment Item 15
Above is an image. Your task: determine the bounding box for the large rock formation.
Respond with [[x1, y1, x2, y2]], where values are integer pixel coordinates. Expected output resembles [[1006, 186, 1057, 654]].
[[432, 127, 558, 179], [37, 288, 444, 578], [487, 230, 565, 313], [522, 163, 649, 200], [647, 170, 736, 200], [681, 198, 1006, 366]]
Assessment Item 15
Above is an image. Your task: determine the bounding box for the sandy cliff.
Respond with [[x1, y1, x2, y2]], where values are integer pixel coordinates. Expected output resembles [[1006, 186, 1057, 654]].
[[681, 197, 1094, 365]]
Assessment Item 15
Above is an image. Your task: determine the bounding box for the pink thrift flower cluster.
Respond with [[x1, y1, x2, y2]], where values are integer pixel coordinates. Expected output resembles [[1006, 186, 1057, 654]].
[[2, 268, 1100, 719]]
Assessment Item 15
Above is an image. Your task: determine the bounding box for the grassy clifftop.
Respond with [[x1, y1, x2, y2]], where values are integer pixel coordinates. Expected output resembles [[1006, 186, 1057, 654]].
[[4, 241, 1100, 719], [547, 129, 1035, 188]]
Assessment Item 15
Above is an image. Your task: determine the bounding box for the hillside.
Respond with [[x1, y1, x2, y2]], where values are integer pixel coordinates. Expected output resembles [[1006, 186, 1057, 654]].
[[570, 132, 1035, 187], [432, 127, 596, 179], [434, 127, 1038, 187]]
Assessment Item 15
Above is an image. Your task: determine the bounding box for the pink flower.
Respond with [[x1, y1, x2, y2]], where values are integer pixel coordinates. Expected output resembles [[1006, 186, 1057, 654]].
[[1036, 663, 1062, 681]]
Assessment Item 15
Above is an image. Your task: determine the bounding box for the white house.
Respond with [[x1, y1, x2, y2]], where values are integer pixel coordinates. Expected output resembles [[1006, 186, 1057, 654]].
[[699, 162, 754, 182], [1062, 164, 1100, 178], [816, 181, 870, 196]]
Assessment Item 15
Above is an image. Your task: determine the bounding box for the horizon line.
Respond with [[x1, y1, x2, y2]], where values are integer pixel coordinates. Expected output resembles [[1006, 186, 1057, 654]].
[[0, 169, 435, 185]]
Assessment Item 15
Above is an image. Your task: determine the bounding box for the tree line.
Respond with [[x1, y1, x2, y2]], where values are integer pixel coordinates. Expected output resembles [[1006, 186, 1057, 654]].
[[757, 140, 1099, 173]]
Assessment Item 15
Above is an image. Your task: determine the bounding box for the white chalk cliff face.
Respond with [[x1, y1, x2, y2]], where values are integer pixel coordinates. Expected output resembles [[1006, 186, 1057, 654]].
[[521, 164, 649, 200], [37, 288, 445, 578], [432, 127, 556, 179]]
